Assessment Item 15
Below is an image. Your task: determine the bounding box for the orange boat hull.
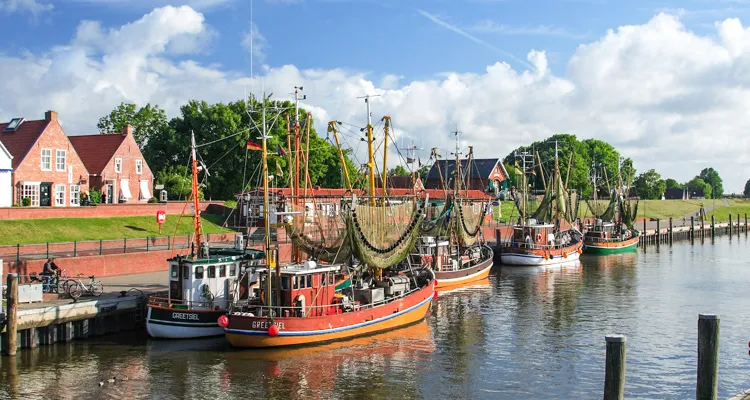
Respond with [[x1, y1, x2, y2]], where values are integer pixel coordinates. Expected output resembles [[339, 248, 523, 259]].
[[435, 257, 493, 289]]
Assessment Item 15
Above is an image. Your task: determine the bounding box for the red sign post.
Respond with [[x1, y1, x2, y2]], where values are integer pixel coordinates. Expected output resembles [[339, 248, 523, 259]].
[[156, 210, 166, 233]]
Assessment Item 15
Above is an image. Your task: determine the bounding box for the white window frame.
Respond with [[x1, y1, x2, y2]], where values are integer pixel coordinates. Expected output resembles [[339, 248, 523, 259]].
[[68, 165, 73, 184], [115, 158, 123, 173], [19, 182, 40, 207], [70, 185, 80, 206], [136, 159, 143, 175], [55, 184, 66, 206], [56, 149, 67, 172], [40, 149, 51, 171]]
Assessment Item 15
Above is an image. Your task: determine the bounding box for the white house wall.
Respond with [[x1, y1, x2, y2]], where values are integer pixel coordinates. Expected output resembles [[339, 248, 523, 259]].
[[0, 146, 12, 207]]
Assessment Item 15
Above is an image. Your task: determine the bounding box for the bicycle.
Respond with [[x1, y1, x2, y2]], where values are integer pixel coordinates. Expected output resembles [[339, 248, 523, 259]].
[[30, 269, 69, 294], [66, 273, 104, 299]]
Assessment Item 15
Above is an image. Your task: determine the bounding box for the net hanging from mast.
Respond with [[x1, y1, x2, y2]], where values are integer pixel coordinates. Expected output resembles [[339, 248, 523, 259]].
[[284, 199, 352, 263], [348, 197, 425, 270], [454, 200, 487, 246], [421, 196, 453, 237]]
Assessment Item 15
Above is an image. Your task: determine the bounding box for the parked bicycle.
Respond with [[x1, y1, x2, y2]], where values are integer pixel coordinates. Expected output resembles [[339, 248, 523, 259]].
[[66, 273, 104, 299], [30, 269, 69, 294]]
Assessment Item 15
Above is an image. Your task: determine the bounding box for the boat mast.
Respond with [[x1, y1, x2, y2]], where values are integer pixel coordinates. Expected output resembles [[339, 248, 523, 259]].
[[329, 121, 352, 190], [260, 92, 274, 313], [382, 116, 391, 197], [359, 94, 379, 205], [452, 128, 462, 196], [190, 130, 203, 257]]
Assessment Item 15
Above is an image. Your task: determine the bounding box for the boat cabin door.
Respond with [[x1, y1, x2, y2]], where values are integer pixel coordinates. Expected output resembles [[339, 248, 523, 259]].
[[169, 260, 184, 301]]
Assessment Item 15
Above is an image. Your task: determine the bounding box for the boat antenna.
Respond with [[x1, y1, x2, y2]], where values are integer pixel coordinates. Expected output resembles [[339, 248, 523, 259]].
[[451, 128, 462, 195]]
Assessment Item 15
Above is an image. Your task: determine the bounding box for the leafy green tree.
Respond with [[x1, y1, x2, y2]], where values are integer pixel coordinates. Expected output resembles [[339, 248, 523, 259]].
[[698, 167, 723, 198], [388, 165, 410, 177], [620, 158, 636, 184], [665, 179, 682, 190], [503, 163, 522, 189], [744, 179, 750, 197], [98, 102, 169, 147], [417, 164, 431, 183], [686, 177, 712, 199], [156, 165, 204, 200], [633, 169, 666, 199]]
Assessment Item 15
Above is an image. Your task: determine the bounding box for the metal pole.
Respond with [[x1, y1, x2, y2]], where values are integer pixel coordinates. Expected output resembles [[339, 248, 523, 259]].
[[5, 273, 18, 356], [696, 314, 720, 400], [46, 242, 49, 259], [124, 238, 127, 254], [16, 243, 19, 262], [604, 335, 626, 400], [73, 241, 77, 257]]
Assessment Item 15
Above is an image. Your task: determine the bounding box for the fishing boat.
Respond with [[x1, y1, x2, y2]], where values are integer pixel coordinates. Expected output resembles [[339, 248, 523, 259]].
[[220, 94, 435, 348], [412, 139, 493, 288], [583, 158, 640, 254], [499, 142, 583, 266], [146, 131, 265, 339]]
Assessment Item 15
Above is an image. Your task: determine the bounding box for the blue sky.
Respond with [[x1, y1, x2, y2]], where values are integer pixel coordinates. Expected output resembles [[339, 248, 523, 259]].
[[4, 0, 750, 81], [0, 0, 749, 190]]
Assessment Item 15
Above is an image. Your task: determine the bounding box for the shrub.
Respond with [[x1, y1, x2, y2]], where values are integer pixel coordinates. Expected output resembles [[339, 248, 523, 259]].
[[88, 189, 103, 204], [22, 197, 31, 207]]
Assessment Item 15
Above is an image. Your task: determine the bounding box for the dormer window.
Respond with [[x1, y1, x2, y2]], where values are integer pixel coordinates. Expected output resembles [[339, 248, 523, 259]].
[[4, 118, 24, 132]]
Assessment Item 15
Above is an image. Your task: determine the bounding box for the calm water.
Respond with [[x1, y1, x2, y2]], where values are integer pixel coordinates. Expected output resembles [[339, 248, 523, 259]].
[[2, 234, 750, 399]]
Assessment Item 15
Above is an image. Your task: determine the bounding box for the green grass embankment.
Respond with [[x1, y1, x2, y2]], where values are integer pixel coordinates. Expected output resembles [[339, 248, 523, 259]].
[[0, 214, 233, 245], [492, 199, 750, 223]]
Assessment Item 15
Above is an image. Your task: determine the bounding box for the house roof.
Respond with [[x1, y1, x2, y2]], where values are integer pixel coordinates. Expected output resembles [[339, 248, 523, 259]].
[[0, 140, 12, 161], [0, 119, 49, 169], [425, 158, 501, 183], [68, 134, 127, 174], [374, 175, 422, 189]]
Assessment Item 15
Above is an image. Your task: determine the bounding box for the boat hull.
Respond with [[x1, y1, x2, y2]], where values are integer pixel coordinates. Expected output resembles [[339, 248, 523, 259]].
[[146, 306, 225, 339], [583, 233, 640, 255], [435, 257, 493, 288], [224, 285, 434, 348], [500, 241, 583, 267]]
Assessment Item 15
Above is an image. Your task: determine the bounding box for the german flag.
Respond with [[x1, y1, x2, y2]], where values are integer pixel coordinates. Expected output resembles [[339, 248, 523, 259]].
[[246, 141, 261, 151]]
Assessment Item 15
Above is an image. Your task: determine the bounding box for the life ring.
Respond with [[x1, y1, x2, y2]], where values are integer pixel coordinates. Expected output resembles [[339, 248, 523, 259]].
[[563, 252, 568, 258], [577, 249, 582, 255], [535, 233, 542, 242]]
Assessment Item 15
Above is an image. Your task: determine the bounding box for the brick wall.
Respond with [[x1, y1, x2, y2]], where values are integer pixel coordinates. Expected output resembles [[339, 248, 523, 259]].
[[13, 112, 90, 206], [93, 126, 154, 204], [0, 201, 225, 220], [6, 241, 293, 278]]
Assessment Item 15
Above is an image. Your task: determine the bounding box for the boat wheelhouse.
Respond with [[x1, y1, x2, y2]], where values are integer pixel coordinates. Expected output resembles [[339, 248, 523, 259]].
[[411, 236, 493, 288], [500, 220, 583, 266], [582, 219, 639, 254], [146, 244, 265, 339]]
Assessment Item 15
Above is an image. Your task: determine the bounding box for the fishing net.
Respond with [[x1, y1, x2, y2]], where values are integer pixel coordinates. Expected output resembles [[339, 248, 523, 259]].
[[586, 199, 613, 219], [348, 197, 425, 270], [619, 197, 639, 230], [455, 200, 487, 246], [284, 199, 352, 263], [421, 196, 453, 237]]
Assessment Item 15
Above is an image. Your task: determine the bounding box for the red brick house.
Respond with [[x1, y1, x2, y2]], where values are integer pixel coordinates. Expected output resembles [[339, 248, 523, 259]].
[[0, 111, 90, 207], [69, 125, 154, 204]]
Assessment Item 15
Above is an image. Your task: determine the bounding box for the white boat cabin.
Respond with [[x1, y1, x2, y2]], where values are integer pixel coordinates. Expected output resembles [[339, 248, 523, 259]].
[[511, 220, 556, 247], [168, 248, 264, 311]]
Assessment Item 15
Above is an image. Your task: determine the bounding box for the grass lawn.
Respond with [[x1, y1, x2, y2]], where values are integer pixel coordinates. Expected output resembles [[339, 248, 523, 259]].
[[492, 199, 749, 223], [0, 213, 233, 245]]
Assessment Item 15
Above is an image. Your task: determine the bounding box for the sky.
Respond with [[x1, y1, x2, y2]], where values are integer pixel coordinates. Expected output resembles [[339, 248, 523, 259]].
[[0, 0, 749, 191]]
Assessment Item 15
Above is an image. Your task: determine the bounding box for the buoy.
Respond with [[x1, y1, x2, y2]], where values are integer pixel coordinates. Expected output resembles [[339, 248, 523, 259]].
[[434, 279, 439, 287], [563, 252, 567, 258], [577, 249, 582, 255], [217, 315, 229, 328], [268, 324, 279, 336], [433, 291, 439, 300]]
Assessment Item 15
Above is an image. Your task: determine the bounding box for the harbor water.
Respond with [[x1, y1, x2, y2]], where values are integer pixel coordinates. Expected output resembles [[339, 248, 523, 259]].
[[1, 234, 749, 399]]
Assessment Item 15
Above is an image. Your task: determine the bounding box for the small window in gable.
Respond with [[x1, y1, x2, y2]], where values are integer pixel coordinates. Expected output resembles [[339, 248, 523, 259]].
[[56, 150, 66, 171], [115, 158, 122, 173], [136, 159, 143, 174]]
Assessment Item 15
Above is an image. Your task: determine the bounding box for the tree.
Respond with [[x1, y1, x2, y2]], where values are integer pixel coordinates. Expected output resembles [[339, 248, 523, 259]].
[[388, 165, 410, 177], [633, 169, 666, 200], [686, 177, 712, 199], [156, 165, 203, 200], [98, 102, 169, 148], [745, 179, 750, 197], [698, 167, 723, 198], [665, 179, 682, 190], [503, 163, 522, 189]]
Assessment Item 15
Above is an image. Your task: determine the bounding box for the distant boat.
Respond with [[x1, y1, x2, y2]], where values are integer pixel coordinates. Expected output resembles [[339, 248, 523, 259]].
[[583, 157, 640, 254], [499, 142, 583, 266]]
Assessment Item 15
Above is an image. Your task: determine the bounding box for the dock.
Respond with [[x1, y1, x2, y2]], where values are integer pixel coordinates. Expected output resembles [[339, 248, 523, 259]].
[[1, 271, 166, 353], [638, 214, 749, 246]]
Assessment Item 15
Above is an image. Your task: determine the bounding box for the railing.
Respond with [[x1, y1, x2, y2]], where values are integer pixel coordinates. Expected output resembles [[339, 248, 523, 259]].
[[0, 233, 234, 262], [149, 295, 230, 310]]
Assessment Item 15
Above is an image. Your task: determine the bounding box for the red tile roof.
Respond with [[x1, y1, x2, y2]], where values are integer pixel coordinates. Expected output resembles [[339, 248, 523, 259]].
[[0, 119, 49, 169], [68, 134, 126, 174]]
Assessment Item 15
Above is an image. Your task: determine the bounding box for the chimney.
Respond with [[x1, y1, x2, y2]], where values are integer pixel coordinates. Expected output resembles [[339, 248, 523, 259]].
[[122, 125, 133, 137], [45, 110, 58, 122]]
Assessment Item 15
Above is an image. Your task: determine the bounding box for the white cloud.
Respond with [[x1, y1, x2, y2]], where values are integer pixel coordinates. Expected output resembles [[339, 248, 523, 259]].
[[0, 0, 53, 17], [0, 9, 749, 191], [470, 20, 586, 39]]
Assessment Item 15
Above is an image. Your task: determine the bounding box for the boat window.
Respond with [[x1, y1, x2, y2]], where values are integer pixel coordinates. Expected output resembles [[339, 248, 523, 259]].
[[299, 275, 306, 289], [229, 265, 236, 277], [207, 265, 216, 278], [182, 265, 189, 279], [281, 276, 290, 291], [306, 274, 312, 288], [219, 265, 226, 278], [170, 265, 178, 279], [321, 273, 327, 287], [329, 274, 334, 285], [195, 266, 204, 279], [293, 276, 299, 289]]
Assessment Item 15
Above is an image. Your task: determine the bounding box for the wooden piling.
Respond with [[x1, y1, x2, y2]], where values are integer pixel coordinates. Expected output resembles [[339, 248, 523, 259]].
[[669, 217, 673, 243], [656, 219, 661, 245], [697, 314, 719, 400], [691, 216, 695, 241], [745, 213, 748, 232], [729, 214, 732, 235], [604, 335, 626, 400], [5, 273, 18, 356], [711, 215, 715, 237]]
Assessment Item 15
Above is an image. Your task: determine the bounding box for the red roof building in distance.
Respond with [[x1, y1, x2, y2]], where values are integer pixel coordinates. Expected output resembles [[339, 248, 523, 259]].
[[68, 125, 154, 204], [0, 111, 90, 207]]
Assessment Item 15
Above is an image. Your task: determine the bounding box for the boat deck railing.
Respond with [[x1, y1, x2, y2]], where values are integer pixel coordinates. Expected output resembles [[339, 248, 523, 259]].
[[231, 284, 431, 318], [148, 296, 230, 310], [499, 241, 580, 251]]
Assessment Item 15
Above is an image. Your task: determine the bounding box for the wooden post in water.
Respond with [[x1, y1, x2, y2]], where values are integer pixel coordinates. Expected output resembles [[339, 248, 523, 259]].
[[697, 314, 719, 400], [604, 335, 626, 400], [656, 219, 661, 245], [745, 213, 748, 232], [737, 214, 741, 234], [710, 215, 715, 237], [669, 217, 673, 244], [5, 273, 18, 356], [691, 216, 695, 241], [728, 214, 732, 235]]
